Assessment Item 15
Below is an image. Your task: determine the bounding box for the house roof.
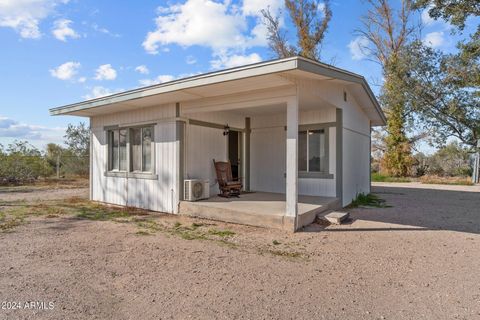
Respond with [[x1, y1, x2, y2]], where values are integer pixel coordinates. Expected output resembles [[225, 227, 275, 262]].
[[49, 56, 386, 126]]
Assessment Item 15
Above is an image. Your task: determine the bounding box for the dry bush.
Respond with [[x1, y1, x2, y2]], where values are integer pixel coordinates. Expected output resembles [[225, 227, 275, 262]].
[[420, 175, 473, 186]]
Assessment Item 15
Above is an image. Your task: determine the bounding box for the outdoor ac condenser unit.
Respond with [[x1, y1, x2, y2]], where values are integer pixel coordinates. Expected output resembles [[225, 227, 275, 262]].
[[184, 179, 210, 201]]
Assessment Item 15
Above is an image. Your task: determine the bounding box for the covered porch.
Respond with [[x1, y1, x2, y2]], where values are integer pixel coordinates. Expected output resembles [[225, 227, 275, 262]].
[[178, 74, 343, 230], [179, 192, 340, 230]]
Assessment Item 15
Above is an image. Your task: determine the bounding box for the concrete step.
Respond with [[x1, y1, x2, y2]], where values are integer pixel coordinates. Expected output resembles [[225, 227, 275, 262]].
[[322, 211, 350, 225], [179, 201, 289, 230]]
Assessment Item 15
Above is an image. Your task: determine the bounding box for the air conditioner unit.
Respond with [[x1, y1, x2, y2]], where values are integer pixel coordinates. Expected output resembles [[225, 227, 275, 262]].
[[184, 179, 210, 201]]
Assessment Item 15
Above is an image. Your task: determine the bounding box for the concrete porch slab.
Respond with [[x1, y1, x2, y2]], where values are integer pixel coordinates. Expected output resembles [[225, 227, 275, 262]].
[[179, 192, 340, 231]]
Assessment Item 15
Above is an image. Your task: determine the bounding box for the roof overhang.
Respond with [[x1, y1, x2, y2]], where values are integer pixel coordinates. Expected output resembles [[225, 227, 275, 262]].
[[49, 56, 386, 126]]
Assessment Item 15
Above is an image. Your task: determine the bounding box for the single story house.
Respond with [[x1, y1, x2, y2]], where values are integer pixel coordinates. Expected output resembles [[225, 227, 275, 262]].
[[50, 56, 386, 231]]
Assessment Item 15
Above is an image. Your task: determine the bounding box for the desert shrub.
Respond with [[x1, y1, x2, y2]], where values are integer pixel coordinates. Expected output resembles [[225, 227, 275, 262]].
[[419, 175, 473, 186], [0, 141, 52, 184], [420, 142, 472, 177]]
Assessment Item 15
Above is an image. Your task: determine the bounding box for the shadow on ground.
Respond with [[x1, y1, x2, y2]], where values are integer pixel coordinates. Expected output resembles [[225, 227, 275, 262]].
[[308, 185, 480, 234]]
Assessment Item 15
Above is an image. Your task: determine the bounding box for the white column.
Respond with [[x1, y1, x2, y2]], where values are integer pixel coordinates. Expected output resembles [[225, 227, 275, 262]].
[[286, 96, 298, 220]]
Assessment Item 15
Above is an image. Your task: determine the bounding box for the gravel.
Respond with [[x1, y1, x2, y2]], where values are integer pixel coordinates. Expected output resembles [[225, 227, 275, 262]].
[[0, 183, 479, 319]]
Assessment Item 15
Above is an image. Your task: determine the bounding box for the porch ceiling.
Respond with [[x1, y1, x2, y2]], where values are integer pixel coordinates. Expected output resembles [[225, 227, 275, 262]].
[[224, 96, 338, 117], [58, 74, 293, 117], [228, 104, 286, 117]]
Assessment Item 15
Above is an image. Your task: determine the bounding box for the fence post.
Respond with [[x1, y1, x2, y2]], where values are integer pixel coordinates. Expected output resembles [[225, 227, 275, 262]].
[[56, 154, 60, 179], [473, 139, 480, 184]]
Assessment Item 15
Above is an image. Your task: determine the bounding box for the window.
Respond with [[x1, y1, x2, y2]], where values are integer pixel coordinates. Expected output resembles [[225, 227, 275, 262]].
[[130, 126, 153, 172], [107, 125, 154, 174], [108, 129, 127, 171], [119, 129, 127, 170], [142, 127, 152, 172], [131, 128, 142, 172], [298, 128, 328, 174]]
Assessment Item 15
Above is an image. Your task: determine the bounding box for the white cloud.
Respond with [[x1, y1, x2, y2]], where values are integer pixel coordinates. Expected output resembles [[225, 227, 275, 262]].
[[135, 65, 149, 74], [242, 0, 283, 16], [317, 2, 326, 13], [143, 0, 246, 54], [0, 0, 69, 39], [242, 0, 285, 48], [423, 31, 444, 48], [78, 77, 86, 83], [348, 36, 369, 61], [83, 86, 122, 100], [210, 52, 262, 69], [186, 55, 197, 65], [0, 117, 16, 129], [139, 75, 175, 86], [52, 18, 79, 41], [92, 23, 120, 37], [94, 64, 117, 80], [142, 0, 269, 55], [0, 116, 64, 141], [421, 5, 435, 26], [50, 61, 81, 80]]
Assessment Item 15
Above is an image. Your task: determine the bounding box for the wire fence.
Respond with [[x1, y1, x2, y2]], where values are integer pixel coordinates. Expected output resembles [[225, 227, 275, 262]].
[[0, 154, 89, 185]]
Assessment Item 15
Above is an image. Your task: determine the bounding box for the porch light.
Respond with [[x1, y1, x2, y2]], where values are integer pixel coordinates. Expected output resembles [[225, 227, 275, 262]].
[[223, 124, 230, 136]]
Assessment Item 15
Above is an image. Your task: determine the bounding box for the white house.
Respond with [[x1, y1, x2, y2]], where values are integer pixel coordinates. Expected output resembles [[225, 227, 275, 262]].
[[50, 56, 386, 231]]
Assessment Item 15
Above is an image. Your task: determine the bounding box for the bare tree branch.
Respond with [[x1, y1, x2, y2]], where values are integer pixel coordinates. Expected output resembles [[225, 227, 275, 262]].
[[356, 0, 417, 66], [261, 8, 296, 59], [262, 0, 332, 61]]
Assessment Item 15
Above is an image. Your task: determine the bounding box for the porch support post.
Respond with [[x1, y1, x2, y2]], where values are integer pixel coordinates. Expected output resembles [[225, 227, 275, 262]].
[[176, 103, 185, 207], [286, 96, 299, 227], [89, 117, 93, 201], [244, 117, 251, 191], [336, 108, 343, 204]]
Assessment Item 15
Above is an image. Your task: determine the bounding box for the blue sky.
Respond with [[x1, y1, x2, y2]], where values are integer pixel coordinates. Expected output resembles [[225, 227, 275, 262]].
[[0, 0, 477, 152]]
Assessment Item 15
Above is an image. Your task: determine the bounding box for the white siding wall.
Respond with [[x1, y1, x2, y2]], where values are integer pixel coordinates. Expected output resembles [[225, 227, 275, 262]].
[[251, 126, 286, 193], [342, 89, 371, 206], [299, 126, 336, 197], [88, 81, 372, 211], [90, 103, 178, 213], [184, 111, 245, 196], [250, 108, 337, 197]]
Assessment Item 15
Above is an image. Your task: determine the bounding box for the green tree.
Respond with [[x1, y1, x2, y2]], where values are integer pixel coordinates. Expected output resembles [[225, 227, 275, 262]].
[[65, 122, 90, 157], [358, 0, 417, 176], [63, 122, 90, 176], [261, 0, 332, 60], [416, 142, 473, 176], [412, 1, 479, 181], [399, 41, 479, 148], [414, 0, 479, 89], [414, 0, 479, 29]]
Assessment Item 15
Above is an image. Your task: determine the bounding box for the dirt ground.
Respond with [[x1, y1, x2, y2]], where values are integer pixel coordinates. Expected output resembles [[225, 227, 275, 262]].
[[0, 183, 479, 320]]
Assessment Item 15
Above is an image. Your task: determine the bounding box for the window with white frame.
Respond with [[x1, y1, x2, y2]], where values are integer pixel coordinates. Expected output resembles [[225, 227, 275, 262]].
[[108, 126, 154, 173], [298, 128, 328, 174]]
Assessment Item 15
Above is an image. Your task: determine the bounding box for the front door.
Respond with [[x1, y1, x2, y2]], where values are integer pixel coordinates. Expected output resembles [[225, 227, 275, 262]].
[[228, 130, 242, 181]]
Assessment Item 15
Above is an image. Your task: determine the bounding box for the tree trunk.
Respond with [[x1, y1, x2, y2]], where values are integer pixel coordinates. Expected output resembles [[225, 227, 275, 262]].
[[381, 57, 414, 177]]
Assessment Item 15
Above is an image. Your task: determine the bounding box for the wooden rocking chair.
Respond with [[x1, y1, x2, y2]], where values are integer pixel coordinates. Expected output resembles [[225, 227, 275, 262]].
[[213, 159, 242, 198]]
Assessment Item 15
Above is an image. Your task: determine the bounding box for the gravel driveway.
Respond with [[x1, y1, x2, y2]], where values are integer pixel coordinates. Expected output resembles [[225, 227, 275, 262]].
[[0, 183, 479, 319]]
